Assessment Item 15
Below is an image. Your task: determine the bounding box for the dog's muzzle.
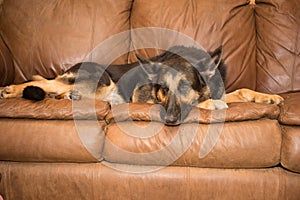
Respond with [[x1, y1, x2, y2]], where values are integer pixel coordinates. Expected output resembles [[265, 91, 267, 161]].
[[160, 93, 192, 126]]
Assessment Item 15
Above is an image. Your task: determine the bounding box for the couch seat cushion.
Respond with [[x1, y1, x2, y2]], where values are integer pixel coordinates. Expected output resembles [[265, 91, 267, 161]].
[[104, 119, 282, 168], [279, 92, 300, 125], [0, 119, 105, 162], [104, 102, 282, 167], [281, 126, 300, 173], [0, 98, 109, 162]]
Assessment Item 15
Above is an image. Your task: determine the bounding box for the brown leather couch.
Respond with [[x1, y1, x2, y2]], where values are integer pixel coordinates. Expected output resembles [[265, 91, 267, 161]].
[[0, 0, 299, 199]]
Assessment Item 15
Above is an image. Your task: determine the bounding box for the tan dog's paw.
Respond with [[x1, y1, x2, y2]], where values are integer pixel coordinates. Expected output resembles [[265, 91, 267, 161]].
[[212, 99, 229, 109], [197, 99, 228, 110], [52, 90, 82, 100], [63, 90, 81, 100], [0, 86, 22, 99], [254, 94, 284, 106]]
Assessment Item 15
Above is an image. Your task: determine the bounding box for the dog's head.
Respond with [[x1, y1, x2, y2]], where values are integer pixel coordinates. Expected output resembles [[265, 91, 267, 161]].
[[136, 46, 226, 125]]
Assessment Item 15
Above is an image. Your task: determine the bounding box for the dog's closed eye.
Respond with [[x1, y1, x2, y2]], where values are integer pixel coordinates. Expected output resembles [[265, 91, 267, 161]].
[[162, 86, 169, 96], [178, 80, 191, 95]]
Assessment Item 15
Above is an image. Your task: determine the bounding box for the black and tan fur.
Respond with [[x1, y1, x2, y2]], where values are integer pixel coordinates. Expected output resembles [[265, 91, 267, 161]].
[[0, 46, 283, 125], [0, 62, 124, 104]]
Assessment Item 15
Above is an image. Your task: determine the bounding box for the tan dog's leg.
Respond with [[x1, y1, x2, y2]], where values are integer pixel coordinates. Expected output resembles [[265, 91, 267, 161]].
[[0, 79, 73, 99], [53, 90, 81, 100], [1, 83, 33, 98], [196, 88, 283, 110], [225, 88, 284, 105]]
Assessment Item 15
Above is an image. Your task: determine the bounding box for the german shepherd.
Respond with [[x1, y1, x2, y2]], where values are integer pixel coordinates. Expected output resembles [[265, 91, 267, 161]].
[[0, 46, 283, 125]]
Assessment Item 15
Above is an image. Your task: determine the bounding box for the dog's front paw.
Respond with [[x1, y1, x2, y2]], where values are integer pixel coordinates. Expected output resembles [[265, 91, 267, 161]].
[[212, 99, 229, 110], [0, 86, 22, 99], [0, 87, 8, 98], [197, 99, 228, 110]]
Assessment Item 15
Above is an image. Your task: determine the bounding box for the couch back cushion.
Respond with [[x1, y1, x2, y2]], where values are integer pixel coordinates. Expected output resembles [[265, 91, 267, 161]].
[[130, 0, 257, 92], [0, 36, 14, 86], [130, 0, 300, 93], [0, 0, 298, 93], [0, 0, 132, 85], [255, 0, 300, 94]]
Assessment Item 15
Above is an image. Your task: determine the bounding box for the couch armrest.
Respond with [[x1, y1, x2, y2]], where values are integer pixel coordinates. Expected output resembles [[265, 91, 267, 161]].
[[0, 38, 13, 86]]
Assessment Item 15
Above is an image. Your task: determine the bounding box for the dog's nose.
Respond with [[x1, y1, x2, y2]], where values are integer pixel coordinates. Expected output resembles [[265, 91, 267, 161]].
[[164, 114, 178, 125], [160, 108, 180, 125], [160, 93, 182, 125]]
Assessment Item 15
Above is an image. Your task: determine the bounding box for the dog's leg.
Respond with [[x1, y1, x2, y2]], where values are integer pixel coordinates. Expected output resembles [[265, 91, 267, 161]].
[[225, 88, 284, 105], [1, 75, 52, 99], [0, 83, 32, 98], [31, 75, 47, 81], [0, 79, 73, 99], [53, 90, 82, 100], [196, 88, 283, 110], [197, 99, 228, 110]]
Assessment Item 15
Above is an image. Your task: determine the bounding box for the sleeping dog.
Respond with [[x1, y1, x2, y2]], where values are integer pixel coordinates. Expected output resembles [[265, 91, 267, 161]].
[[0, 46, 283, 125]]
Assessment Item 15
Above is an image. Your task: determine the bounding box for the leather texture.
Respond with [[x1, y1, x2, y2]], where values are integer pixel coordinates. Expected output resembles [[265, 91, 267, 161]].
[[0, 0, 299, 199], [0, 119, 105, 162], [0, 1, 298, 92], [256, 0, 300, 93], [130, 0, 257, 92], [279, 92, 300, 125], [1, 163, 300, 200], [0, 0, 132, 84], [0, 98, 110, 120], [106, 102, 280, 124], [281, 126, 300, 173], [0, 99, 279, 122], [0, 41, 13, 86], [104, 119, 281, 167]]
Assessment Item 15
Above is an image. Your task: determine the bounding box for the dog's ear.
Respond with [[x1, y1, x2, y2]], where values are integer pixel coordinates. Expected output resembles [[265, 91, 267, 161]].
[[135, 53, 160, 79], [209, 45, 223, 67], [135, 53, 152, 64], [199, 46, 223, 78]]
